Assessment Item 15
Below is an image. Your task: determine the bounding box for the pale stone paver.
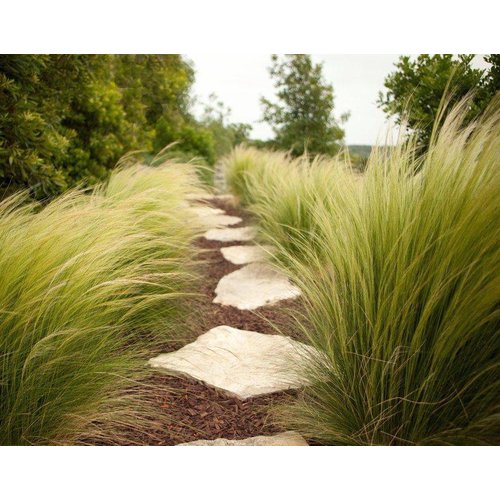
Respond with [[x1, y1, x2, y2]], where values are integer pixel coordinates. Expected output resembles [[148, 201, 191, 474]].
[[213, 262, 301, 310], [189, 205, 242, 228], [220, 245, 272, 265], [185, 192, 214, 201], [177, 431, 308, 446], [190, 206, 225, 216], [148, 325, 318, 399], [186, 193, 236, 204], [204, 226, 257, 242], [204, 215, 241, 227]]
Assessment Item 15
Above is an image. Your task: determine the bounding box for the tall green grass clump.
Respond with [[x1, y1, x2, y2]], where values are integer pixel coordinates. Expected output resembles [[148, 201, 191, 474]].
[[237, 100, 500, 444], [223, 146, 360, 266], [0, 161, 204, 445], [223, 146, 269, 205]]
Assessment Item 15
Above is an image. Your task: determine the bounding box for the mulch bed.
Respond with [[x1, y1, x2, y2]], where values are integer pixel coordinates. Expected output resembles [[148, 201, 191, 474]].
[[144, 375, 296, 445], [109, 197, 307, 445]]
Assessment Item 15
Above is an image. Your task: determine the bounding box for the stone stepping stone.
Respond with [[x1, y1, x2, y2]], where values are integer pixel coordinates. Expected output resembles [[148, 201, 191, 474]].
[[190, 206, 225, 216], [190, 206, 242, 228], [213, 262, 301, 310], [204, 226, 257, 242], [220, 245, 272, 265], [186, 193, 236, 204], [177, 431, 308, 446], [148, 325, 318, 399], [185, 192, 216, 201]]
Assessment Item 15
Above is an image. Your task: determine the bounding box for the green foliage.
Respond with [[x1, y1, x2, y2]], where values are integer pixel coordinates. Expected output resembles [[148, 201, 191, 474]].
[[261, 54, 346, 156], [0, 160, 205, 445], [226, 99, 500, 445], [378, 54, 500, 148], [153, 119, 216, 164], [63, 78, 129, 185], [0, 55, 214, 198], [222, 146, 271, 205], [200, 93, 252, 159], [347, 144, 372, 158], [223, 146, 355, 261], [0, 55, 83, 197]]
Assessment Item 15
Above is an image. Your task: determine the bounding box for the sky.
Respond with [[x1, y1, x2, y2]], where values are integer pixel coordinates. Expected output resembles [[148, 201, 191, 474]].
[[186, 54, 402, 145], [186, 54, 490, 146]]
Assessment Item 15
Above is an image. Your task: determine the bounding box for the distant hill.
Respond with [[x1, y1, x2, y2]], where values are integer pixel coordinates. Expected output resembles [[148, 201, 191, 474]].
[[347, 145, 372, 159]]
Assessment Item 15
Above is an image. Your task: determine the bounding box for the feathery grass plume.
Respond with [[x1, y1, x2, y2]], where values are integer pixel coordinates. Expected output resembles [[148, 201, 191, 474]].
[[222, 145, 270, 205], [228, 98, 500, 444], [0, 160, 204, 445]]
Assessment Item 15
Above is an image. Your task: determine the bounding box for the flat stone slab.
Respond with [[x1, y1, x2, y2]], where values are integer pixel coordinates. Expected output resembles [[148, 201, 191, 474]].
[[186, 193, 237, 205], [186, 192, 215, 201], [189, 206, 242, 228], [220, 245, 272, 265], [204, 226, 257, 242], [177, 431, 308, 446], [213, 262, 301, 310], [190, 206, 225, 216], [148, 325, 317, 399]]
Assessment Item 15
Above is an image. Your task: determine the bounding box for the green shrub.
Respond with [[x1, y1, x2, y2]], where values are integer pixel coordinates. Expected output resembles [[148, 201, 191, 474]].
[[0, 55, 213, 198], [0, 55, 80, 197], [228, 99, 500, 445], [0, 160, 204, 445]]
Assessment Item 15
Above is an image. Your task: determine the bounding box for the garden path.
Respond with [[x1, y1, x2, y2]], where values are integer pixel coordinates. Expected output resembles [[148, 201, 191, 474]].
[[149, 193, 313, 445]]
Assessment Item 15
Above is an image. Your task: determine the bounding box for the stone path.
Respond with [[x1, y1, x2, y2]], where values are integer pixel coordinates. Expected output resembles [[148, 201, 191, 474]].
[[190, 205, 242, 228], [149, 193, 312, 446], [213, 161, 227, 193]]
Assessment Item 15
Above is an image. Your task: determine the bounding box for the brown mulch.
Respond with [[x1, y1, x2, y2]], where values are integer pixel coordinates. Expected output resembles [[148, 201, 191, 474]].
[[144, 375, 296, 445]]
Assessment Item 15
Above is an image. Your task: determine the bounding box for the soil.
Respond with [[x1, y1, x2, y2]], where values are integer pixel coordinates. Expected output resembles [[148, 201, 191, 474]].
[[145, 375, 297, 445]]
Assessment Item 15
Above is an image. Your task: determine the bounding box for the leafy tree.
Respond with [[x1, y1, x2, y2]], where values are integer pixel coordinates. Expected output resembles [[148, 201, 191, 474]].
[[378, 54, 500, 148], [1, 55, 226, 198], [476, 54, 500, 110], [1, 54, 254, 198], [112, 55, 215, 165], [200, 93, 252, 158], [261, 54, 346, 156]]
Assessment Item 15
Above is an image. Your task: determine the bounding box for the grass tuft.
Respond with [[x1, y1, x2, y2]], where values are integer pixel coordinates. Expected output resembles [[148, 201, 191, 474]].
[[224, 99, 500, 445], [0, 160, 205, 445]]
